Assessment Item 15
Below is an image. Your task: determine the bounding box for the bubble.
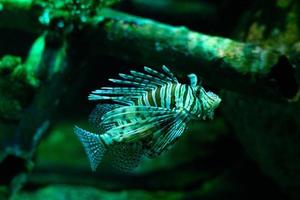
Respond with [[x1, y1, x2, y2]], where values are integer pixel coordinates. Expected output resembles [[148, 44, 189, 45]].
[[80, 16, 87, 23], [155, 42, 163, 52], [39, 9, 51, 25], [57, 20, 64, 28]]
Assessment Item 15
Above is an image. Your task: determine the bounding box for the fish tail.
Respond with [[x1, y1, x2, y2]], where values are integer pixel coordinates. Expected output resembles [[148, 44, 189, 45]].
[[74, 126, 107, 171]]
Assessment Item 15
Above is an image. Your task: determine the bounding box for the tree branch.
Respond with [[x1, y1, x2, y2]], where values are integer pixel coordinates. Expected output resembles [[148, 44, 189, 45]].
[[84, 8, 298, 102], [0, 0, 33, 10], [0, 2, 298, 102]]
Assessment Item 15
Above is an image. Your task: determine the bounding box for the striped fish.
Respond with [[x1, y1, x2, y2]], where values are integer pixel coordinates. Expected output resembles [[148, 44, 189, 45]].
[[75, 65, 221, 171]]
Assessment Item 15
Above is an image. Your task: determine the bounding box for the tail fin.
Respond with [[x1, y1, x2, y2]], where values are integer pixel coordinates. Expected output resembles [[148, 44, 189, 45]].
[[74, 126, 107, 171]]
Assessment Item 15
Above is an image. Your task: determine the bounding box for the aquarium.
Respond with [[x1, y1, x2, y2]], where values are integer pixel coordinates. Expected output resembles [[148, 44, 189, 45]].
[[0, 0, 300, 200]]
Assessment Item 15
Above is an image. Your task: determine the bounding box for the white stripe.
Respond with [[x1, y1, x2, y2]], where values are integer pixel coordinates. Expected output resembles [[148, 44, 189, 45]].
[[152, 87, 157, 107], [185, 87, 194, 111], [143, 93, 150, 106], [160, 85, 166, 107], [174, 84, 181, 107], [178, 85, 185, 107], [137, 98, 143, 106], [165, 83, 172, 109]]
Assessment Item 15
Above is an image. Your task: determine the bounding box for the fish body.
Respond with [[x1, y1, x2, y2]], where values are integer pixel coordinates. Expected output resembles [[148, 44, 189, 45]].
[[75, 65, 221, 171]]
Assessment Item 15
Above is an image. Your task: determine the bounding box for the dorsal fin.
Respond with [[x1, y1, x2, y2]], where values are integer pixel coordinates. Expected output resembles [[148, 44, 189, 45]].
[[88, 66, 179, 104], [162, 65, 179, 83], [144, 66, 178, 83]]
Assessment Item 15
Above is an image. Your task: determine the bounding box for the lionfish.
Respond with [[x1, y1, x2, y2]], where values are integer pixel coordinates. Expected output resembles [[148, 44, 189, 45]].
[[75, 65, 221, 171]]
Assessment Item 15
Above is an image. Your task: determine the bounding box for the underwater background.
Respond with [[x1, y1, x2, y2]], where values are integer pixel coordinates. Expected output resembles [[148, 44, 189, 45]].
[[1, 0, 300, 199]]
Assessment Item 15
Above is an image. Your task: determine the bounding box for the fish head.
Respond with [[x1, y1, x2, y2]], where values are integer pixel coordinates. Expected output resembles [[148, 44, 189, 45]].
[[199, 88, 221, 120]]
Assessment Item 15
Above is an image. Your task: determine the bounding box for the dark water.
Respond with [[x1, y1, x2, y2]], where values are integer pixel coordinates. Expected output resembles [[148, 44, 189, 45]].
[[0, 0, 299, 200]]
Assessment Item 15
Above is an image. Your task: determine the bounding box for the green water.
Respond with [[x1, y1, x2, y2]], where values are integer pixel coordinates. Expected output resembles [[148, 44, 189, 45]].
[[1, 0, 299, 199]]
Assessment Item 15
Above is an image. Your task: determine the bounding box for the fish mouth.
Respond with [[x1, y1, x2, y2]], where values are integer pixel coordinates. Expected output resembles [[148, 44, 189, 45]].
[[202, 112, 214, 120]]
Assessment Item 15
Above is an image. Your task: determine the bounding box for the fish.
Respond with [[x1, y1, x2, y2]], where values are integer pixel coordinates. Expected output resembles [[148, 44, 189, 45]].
[[74, 65, 221, 171]]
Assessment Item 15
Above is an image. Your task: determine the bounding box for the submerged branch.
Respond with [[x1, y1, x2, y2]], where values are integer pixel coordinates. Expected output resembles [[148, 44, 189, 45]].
[[87, 8, 298, 101], [0, 2, 298, 102], [0, 0, 33, 10]]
